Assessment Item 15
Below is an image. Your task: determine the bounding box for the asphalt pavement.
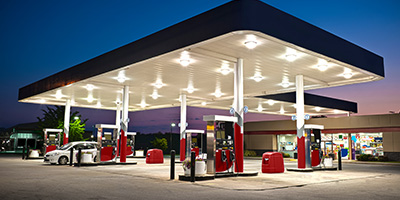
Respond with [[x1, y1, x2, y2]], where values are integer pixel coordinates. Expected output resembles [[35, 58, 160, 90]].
[[1, 155, 400, 200]]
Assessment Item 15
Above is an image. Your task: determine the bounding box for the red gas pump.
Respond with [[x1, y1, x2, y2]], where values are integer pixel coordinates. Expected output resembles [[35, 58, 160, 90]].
[[185, 130, 205, 160], [126, 132, 136, 157], [311, 129, 322, 167], [297, 124, 324, 169], [203, 115, 238, 175], [43, 128, 62, 153], [95, 124, 118, 162]]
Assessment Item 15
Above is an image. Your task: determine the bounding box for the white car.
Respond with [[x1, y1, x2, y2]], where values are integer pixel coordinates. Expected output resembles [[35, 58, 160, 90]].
[[44, 141, 98, 165]]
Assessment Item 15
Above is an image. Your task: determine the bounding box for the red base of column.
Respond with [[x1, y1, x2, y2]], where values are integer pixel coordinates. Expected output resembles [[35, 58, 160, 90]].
[[180, 138, 186, 161], [120, 131, 127, 163], [234, 123, 243, 173], [297, 136, 305, 168], [63, 133, 68, 145]]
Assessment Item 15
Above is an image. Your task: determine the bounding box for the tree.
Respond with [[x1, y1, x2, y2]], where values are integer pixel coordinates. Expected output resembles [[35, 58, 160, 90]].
[[37, 106, 87, 143], [150, 137, 168, 152]]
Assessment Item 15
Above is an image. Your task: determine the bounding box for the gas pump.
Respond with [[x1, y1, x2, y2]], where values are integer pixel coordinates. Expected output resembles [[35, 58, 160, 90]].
[[126, 132, 136, 157], [298, 124, 324, 169], [311, 128, 322, 167], [43, 128, 62, 153], [203, 115, 237, 175], [185, 130, 205, 159], [95, 124, 118, 162]]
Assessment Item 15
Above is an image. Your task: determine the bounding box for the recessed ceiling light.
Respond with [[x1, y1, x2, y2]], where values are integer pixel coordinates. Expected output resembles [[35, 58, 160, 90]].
[[86, 84, 94, 91], [315, 107, 321, 112], [317, 64, 328, 71], [251, 72, 264, 82], [201, 102, 207, 106], [87, 95, 94, 103], [257, 105, 263, 112], [179, 51, 191, 67], [279, 107, 285, 114], [96, 101, 102, 108], [38, 99, 46, 104], [316, 59, 329, 71], [139, 100, 148, 108], [117, 76, 126, 83], [343, 72, 353, 79], [153, 80, 165, 89], [281, 82, 290, 88], [244, 40, 258, 49], [285, 54, 297, 62], [55, 90, 63, 99], [185, 86, 197, 94], [266, 100, 275, 106], [333, 109, 340, 114], [150, 91, 159, 100], [187, 88, 194, 93], [213, 90, 222, 98], [180, 59, 190, 67], [219, 64, 233, 75]]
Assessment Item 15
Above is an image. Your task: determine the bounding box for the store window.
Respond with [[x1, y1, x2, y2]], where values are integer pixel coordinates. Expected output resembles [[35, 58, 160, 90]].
[[277, 134, 297, 157], [354, 133, 383, 156], [321, 132, 383, 160]]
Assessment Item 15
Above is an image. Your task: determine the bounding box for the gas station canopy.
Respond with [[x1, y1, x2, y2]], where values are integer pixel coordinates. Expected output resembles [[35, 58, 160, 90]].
[[18, 0, 384, 116]]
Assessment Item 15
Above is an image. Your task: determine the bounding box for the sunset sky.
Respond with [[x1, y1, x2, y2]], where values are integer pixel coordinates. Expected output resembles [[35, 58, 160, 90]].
[[0, 0, 399, 133]]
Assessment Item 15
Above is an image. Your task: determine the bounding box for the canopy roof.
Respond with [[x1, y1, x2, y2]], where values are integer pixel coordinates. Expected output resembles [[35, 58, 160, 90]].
[[18, 0, 383, 117]]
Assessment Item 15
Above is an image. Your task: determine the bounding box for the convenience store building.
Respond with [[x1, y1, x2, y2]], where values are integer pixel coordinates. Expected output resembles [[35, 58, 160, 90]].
[[245, 113, 400, 161]]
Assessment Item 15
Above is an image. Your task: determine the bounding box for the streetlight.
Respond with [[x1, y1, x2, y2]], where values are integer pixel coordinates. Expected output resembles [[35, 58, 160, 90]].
[[170, 123, 176, 150]]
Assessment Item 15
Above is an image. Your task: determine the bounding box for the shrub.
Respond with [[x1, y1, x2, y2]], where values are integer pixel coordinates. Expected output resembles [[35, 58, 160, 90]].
[[378, 156, 389, 162], [281, 152, 291, 158], [150, 137, 168, 152], [357, 154, 382, 161], [244, 150, 257, 157]]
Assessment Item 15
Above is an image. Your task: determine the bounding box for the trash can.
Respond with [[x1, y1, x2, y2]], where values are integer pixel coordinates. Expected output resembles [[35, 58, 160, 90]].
[[262, 152, 284, 173], [146, 149, 164, 164]]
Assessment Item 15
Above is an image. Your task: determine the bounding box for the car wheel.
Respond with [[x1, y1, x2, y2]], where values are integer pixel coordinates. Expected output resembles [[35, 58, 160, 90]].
[[58, 156, 68, 165]]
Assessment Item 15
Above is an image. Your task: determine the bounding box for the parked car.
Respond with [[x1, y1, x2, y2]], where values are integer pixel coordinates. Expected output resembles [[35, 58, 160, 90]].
[[44, 141, 98, 165]]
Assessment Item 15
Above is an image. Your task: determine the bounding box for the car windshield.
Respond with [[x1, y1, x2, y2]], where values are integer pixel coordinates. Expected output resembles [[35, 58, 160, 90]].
[[59, 143, 74, 150]]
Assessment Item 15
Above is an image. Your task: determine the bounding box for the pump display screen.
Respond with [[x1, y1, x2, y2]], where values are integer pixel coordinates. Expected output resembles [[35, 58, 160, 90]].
[[216, 121, 234, 150]]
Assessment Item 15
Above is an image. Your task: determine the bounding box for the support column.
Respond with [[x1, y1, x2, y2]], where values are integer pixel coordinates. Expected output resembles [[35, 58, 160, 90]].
[[63, 99, 71, 145], [180, 94, 187, 161], [348, 133, 353, 160], [234, 58, 244, 172], [120, 86, 129, 163], [115, 103, 121, 160], [296, 75, 306, 169]]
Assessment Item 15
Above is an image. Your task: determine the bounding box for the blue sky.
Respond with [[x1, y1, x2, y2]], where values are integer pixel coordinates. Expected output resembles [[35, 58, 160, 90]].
[[0, 0, 399, 132]]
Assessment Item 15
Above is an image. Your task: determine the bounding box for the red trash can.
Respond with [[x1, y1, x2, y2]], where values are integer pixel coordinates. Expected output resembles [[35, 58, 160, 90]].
[[262, 152, 284, 173], [146, 149, 164, 164]]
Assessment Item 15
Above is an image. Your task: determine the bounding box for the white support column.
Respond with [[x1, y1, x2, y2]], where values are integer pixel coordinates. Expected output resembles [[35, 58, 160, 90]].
[[296, 74, 306, 168], [120, 85, 129, 162], [180, 94, 187, 139], [63, 99, 71, 145], [114, 102, 121, 160], [234, 58, 244, 131], [234, 58, 244, 172], [296, 75, 305, 138], [180, 94, 187, 161], [115, 102, 121, 137]]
